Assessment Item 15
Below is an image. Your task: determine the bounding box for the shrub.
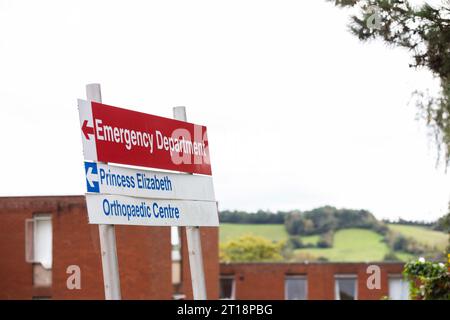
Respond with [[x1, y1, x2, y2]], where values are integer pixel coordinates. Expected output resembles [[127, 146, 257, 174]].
[[392, 234, 410, 251], [384, 230, 432, 255], [317, 256, 329, 262], [317, 231, 334, 248], [287, 236, 303, 249], [383, 251, 401, 262], [403, 258, 450, 300], [219, 234, 284, 263]]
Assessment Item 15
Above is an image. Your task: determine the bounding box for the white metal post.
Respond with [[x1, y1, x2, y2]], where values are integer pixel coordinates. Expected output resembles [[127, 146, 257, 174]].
[[173, 106, 207, 300], [86, 83, 122, 300]]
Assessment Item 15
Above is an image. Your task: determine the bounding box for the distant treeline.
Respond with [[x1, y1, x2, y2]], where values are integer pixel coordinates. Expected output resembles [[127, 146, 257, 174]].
[[382, 218, 434, 227], [219, 208, 447, 231], [219, 210, 288, 224], [383, 216, 449, 233], [219, 206, 386, 235]]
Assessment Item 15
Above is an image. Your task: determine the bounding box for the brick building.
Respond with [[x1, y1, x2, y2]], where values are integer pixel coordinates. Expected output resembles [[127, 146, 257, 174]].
[[0, 195, 408, 300], [219, 262, 408, 300], [0, 196, 219, 299]]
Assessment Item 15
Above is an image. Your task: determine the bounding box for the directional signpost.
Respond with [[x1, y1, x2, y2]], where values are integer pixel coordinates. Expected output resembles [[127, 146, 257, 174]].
[[78, 84, 218, 300], [85, 194, 218, 226], [78, 99, 212, 175], [83, 162, 215, 201]]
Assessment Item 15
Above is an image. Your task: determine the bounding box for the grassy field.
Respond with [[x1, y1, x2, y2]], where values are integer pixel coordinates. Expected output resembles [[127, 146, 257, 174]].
[[220, 223, 321, 245], [301, 234, 321, 246], [295, 229, 391, 262], [219, 223, 447, 262], [394, 251, 415, 262], [220, 223, 288, 242], [387, 224, 448, 250]]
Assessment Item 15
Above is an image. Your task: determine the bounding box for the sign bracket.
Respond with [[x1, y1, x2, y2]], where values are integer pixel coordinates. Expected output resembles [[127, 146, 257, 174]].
[[86, 83, 122, 300], [173, 106, 207, 300]]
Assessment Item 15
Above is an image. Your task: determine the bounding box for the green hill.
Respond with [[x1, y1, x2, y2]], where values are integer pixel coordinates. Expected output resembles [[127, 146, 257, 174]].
[[220, 223, 321, 246], [220, 223, 288, 242], [219, 223, 448, 262], [387, 224, 448, 251], [294, 228, 393, 262]]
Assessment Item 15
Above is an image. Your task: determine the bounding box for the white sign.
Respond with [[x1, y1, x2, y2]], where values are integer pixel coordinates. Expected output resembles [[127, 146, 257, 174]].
[[84, 161, 215, 201], [85, 194, 219, 227]]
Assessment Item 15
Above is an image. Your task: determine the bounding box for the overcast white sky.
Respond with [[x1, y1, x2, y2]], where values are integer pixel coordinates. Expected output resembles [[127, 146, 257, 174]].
[[0, 0, 448, 221]]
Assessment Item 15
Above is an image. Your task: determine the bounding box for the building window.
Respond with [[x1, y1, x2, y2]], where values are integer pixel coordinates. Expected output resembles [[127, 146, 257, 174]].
[[219, 275, 235, 300], [171, 226, 182, 286], [388, 276, 409, 300], [285, 276, 307, 300], [335, 275, 357, 300], [25, 214, 52, 287]]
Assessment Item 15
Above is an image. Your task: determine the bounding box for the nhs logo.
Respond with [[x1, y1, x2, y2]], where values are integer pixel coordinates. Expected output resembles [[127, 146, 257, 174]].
[[84, 162, 100, 193]]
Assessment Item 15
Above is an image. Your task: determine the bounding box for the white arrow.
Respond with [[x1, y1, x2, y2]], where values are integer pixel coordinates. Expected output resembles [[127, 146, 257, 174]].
[[86, 166, 99, 189]]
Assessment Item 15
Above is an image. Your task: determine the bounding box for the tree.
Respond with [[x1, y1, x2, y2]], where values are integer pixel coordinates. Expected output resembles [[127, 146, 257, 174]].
[[219, 234, 285, 263], [285, 206, 383, 235], [434, 206, 450, 232], [328, 1, 450, 262], [328, 0, 450, 166], [433, 205, 450, 252], [317, 230, 335, 248]]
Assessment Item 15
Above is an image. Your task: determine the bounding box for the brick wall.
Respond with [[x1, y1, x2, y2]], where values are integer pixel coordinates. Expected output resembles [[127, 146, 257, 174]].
[[220, 262, 405, 300], [0, 196, 218, 300]]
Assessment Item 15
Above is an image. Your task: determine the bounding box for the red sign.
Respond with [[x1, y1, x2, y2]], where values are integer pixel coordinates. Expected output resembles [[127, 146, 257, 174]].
[[78, 100, 212, 175]]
